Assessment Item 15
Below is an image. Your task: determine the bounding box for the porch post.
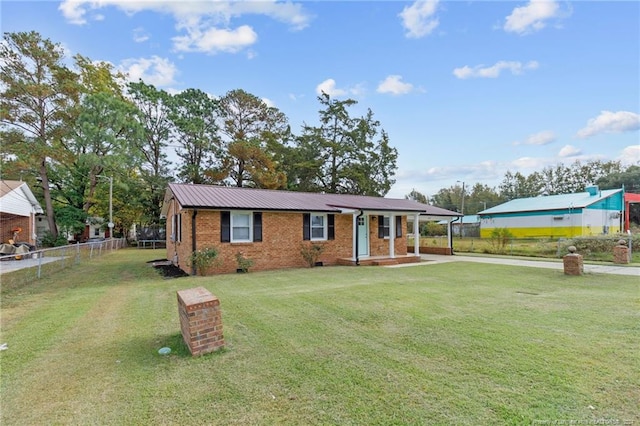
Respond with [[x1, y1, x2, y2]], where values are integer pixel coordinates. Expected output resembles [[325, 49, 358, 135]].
[[413, 213, 420, 255], [389, 214, 396, 258], [447, 219, 452, 253]]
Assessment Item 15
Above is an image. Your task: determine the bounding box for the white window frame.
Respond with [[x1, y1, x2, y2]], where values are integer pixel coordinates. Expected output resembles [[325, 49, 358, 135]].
[[310, 213, 327, 241], [171, 213, 181, 242], [382, 215, 390, 239], [231, 211, 252, 243]]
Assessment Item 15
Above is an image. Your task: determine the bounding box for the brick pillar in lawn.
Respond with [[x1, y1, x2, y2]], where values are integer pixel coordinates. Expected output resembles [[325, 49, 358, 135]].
[[563, 246, 583, 276], [177, 287, 224, 356], [613, 240, 630, 264]]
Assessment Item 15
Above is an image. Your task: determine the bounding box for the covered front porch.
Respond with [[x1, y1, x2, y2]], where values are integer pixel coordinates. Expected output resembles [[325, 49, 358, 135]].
[[339, 208, 462, 266]]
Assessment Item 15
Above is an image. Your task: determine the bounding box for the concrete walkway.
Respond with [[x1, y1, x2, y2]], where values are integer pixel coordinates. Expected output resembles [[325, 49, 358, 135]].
[[389, 253, 640, 277]]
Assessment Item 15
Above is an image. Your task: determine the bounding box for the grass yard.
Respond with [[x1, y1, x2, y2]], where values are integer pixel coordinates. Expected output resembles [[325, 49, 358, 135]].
[[1, 249, 638, 425]]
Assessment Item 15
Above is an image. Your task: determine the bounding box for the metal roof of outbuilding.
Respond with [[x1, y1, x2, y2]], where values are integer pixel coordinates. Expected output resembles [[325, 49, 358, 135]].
[[165, 183, 462, 217], [478, 188, 623, 215]]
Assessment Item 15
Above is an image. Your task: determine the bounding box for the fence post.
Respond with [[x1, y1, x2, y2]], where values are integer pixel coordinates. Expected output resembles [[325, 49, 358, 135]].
[[37, 253, 43, 279]]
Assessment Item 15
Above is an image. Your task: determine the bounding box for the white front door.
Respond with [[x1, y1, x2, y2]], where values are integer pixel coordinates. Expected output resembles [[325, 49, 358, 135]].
[[357, 216, 369, 257]]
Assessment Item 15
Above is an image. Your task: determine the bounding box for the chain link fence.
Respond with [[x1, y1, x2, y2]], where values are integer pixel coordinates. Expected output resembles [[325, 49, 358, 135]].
[[0, 238, 128, 291]]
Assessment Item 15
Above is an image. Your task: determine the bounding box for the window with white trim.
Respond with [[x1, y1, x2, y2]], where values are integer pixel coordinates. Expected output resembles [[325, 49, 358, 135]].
[[381, 216, 390, 238], [231, 212, 252, 242], [171, 213, 182, 242], [311, 213, 327, 240]]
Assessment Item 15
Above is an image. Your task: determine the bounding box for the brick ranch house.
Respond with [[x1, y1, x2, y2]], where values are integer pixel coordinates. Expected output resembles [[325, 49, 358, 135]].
[[161, 183, 462, 275]]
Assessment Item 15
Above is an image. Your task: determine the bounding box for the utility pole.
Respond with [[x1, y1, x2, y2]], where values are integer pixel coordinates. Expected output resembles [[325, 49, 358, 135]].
[[457, 180, 465, 215]]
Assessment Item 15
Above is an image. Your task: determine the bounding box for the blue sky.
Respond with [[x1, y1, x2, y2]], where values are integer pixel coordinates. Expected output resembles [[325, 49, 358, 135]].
[[3, 0, 639, 198]]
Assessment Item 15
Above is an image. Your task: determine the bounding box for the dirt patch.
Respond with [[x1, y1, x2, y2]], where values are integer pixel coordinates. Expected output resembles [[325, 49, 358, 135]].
[[148, 259, 190, 279]]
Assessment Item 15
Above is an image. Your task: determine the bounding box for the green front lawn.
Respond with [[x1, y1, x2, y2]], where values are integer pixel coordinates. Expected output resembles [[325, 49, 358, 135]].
[[1, 250, 637, 425]]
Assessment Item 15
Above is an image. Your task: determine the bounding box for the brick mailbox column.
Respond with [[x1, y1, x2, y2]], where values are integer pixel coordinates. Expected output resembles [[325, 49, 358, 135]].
[[177, 287, 224, 356], [563, 245, 583, 276], [613, 240, 630, 264]]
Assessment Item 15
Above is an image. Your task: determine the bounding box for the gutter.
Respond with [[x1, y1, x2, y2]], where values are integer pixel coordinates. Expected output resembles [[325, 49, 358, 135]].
[[449, 216, 461, 254], [191, 209, 198, 275]]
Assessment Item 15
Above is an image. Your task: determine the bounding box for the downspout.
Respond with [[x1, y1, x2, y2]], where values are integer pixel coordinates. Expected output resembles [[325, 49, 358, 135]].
[[450, 216, 461, 254], [169, 197, 178, 266], [191, 209, 198, 275], [355, 210, 364, 266]]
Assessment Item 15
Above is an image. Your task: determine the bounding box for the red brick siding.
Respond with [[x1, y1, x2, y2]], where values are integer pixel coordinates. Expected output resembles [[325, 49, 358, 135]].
[[165, 201, 410, 275], [0, 214, 35, 245], [368, 216, 408, 257]]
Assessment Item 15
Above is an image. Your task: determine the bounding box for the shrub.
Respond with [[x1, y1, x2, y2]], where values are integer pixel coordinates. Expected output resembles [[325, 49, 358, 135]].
[[300, 243, 325, 267], [40, 231, 69, 248], [489, 228, 513, 254], [235, 251, 254, 273], [558, 234, 635, 257], [188, 247, 221, 276], [421, 222, 446, 236]]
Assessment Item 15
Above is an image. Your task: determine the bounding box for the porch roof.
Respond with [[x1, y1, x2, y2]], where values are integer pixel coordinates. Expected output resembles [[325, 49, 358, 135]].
[[164, 183, 461, 217]]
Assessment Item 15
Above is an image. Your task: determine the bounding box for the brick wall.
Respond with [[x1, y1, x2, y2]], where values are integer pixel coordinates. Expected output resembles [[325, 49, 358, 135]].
[[0, 215, 34, 245], [165, 201, 410, 275]]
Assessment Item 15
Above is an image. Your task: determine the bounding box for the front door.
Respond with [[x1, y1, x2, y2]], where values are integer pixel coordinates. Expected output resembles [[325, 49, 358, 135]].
[[357, 215, 369, 257]]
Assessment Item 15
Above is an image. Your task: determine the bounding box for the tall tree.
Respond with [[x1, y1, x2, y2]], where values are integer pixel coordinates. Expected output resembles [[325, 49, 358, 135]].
[[167, 88, 221, 184], [217, 89, 289, 188], [597, 165, 640, 193], [405, 189, 429, 204], [295, 93, 398, 196], [0, 31, 81, 238], [499, 171, 543, 200], [465, 183, 503, 213], [432, 184, 464, 212], [127, 81, 173, 223]]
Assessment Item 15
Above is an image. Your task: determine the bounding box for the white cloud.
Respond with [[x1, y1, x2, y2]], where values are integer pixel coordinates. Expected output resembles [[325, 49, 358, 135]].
[[316, 79, 346, 97], [118, 56, 178, 87], [261, 97, 276, 108], [59, 0, 311, 54], [399, 0, 440, 38], [421, 161, 500, 180], [514, 130, 556, 146], [58, 0, 90, 25], [315, 79, 364, 98], [619, 145, 640, 165], [59, 0, 311, 28], [504, 0, 560, 35], [172, 25, 257, 54], [133, 27, 149, 43], [453, 60, 539, 79], [377, 75, 414, 96], [512, 156, 548, 169], [558, 145, 581, 157], [576, 110, 640, 138]]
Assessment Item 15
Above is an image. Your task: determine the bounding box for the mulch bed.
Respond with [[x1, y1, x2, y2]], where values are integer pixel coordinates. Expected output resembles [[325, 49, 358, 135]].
[[148, 259, 190, 279]]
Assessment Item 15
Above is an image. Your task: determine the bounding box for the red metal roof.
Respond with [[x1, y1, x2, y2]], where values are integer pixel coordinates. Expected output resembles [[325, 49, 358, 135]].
[[167, 183, 461, 217]]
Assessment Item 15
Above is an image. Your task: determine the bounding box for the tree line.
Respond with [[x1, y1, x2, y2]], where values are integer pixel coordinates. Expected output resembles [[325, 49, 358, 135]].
[[2, 31, 636, 242], [412, 161, 640, 215], [0, 31, 398, 241]]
